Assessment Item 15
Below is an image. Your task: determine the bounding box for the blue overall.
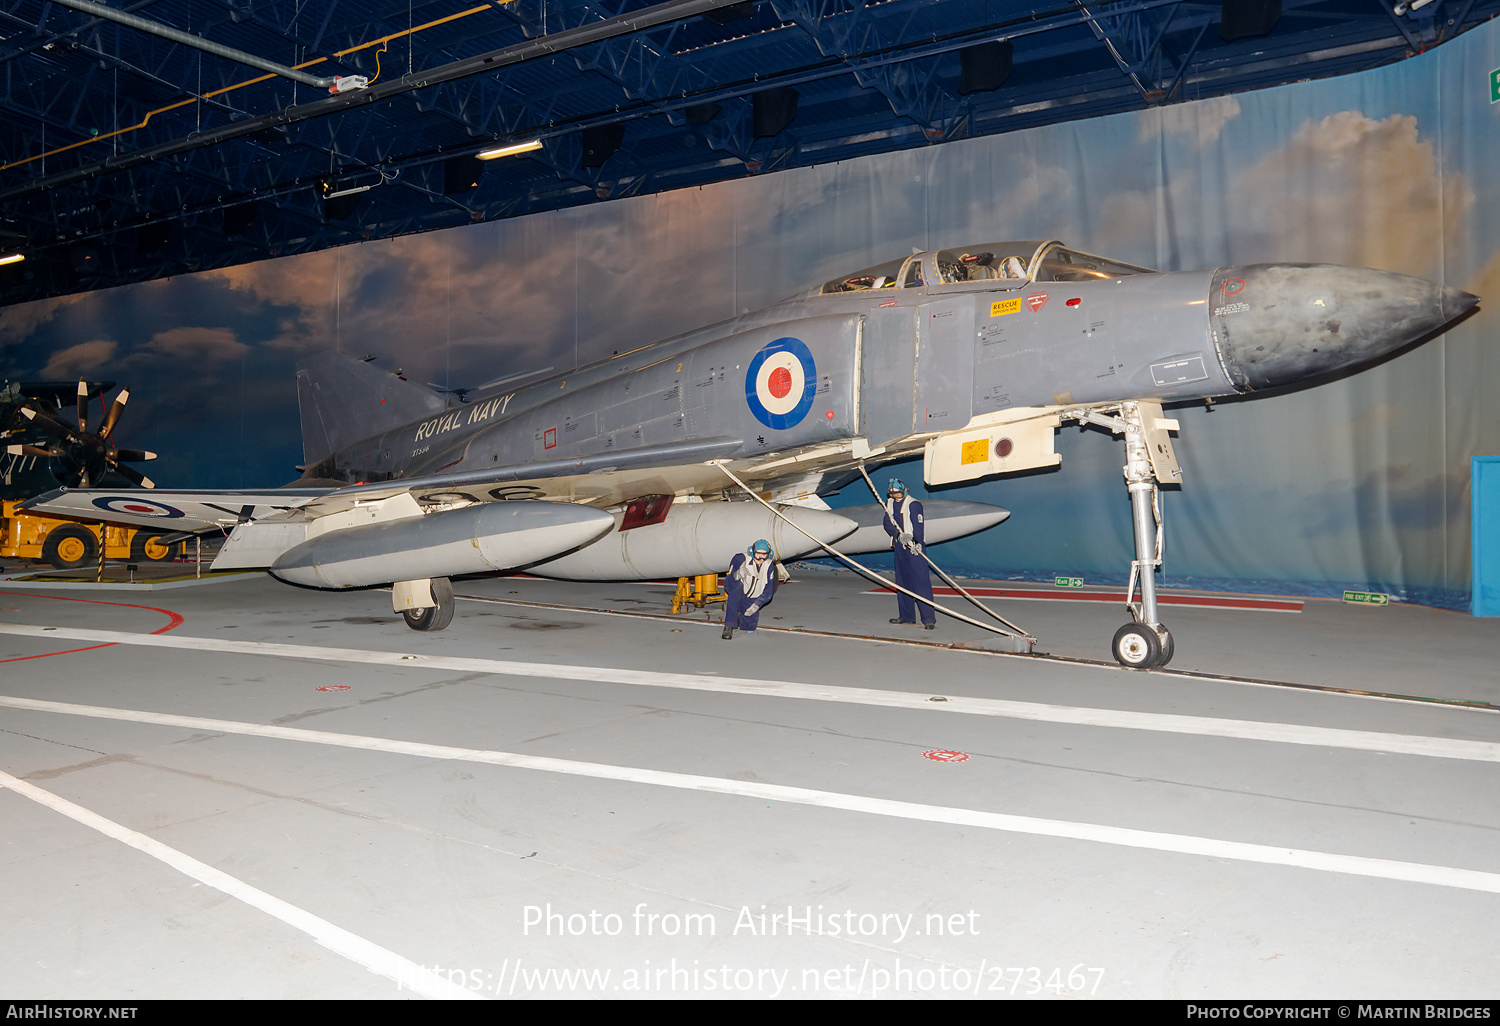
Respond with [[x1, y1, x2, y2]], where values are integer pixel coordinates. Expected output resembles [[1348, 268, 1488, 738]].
[[884, 496, 935, 625], [725, 552, 775, 631]]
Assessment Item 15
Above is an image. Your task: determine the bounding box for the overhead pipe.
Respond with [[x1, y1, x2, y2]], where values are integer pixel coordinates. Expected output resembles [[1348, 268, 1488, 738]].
[[45, 0, 340, 89]]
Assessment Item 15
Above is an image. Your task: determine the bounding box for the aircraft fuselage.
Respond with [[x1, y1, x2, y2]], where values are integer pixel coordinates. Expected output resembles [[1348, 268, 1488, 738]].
[[310, 242, 1473, 496]]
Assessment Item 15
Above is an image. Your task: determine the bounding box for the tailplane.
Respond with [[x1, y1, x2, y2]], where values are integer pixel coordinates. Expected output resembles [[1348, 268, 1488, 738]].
[[296, 353, 448, 468]]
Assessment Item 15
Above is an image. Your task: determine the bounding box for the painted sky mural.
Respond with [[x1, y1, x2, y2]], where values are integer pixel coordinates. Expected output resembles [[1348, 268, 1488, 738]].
[[3, 20, 1498, 607]]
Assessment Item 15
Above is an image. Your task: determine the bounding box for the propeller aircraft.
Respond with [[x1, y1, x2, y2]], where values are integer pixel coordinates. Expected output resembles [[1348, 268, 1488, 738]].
[[22, 239, 1478, 666], [3, 380, 157, 496]]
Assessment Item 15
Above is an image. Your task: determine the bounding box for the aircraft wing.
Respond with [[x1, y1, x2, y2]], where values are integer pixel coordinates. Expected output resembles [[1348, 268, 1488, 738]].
[[19, 487, 334, 532], [20, 437, 747, 531], [292, 436, 746, 514]]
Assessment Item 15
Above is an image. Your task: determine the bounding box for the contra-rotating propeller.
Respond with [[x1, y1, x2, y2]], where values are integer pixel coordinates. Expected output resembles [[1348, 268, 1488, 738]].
[[4, 379, 157, 488]]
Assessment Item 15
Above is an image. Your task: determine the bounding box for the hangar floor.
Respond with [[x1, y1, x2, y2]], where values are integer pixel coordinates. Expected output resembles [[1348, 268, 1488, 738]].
[[1, 567, 1498, 999]]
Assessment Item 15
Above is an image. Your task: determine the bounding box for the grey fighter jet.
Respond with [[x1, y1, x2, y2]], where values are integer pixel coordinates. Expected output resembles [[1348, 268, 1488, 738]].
[[25, 239, 1477, 667]]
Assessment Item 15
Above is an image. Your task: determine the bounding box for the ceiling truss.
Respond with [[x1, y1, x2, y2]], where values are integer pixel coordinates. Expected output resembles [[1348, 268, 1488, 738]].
[[0, 0, 1493, 307]]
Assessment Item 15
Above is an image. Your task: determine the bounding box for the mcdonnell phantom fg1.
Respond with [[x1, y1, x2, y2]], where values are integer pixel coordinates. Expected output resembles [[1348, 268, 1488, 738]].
[[26, 239, 1478, 667]]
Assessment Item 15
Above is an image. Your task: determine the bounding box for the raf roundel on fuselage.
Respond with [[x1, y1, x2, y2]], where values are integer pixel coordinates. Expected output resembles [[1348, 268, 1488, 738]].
[[745, 336, 818, 430]]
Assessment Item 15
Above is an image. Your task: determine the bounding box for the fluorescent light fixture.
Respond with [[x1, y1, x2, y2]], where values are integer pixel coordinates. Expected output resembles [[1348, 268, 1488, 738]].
[[477, 139, 543, 160], [0, 253, 23, 266], [324, 183, 374, 200]]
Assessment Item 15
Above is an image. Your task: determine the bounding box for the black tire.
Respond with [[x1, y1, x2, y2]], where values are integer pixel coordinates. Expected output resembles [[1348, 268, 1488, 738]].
[[1111, 623, 1161, 669], [401, 577, 456, 632], [42, 525, 97, 570], [1156, 625, 1174, 667], [129, 530, 181, 563]]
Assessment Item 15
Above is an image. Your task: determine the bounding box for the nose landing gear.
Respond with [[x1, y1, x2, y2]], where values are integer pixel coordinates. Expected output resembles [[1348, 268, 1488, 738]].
[[1067, 400, 1180, 669]]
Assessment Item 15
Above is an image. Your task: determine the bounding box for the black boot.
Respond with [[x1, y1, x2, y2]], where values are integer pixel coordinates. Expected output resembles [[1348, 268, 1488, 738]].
[[721, 625, 734, 640]]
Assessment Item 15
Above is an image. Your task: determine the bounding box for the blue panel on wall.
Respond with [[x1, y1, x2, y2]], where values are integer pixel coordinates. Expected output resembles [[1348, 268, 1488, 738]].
[[1473, 457, 1500, 616]]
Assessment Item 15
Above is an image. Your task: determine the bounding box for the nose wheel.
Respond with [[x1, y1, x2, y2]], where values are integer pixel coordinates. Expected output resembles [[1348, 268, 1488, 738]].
[[1112, 622, 1173, 669]]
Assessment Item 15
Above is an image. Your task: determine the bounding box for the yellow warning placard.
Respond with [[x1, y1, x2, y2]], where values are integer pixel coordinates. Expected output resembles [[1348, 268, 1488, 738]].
[[960, 439, 990, 465], [990, 298, 1022, 317]]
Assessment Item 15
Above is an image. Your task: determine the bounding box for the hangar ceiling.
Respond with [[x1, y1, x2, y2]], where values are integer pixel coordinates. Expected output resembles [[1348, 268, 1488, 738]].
[[0, 0, 1492, 309]]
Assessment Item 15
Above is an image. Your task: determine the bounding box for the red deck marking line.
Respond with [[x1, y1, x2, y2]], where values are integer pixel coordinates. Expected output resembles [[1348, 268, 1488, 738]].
[[862, 586, 1303, 612], [0, 591, 184, 663]]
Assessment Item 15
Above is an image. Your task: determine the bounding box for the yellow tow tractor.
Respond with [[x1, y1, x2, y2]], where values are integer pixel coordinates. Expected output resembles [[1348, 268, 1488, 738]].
[[0, 499, 181, 569]]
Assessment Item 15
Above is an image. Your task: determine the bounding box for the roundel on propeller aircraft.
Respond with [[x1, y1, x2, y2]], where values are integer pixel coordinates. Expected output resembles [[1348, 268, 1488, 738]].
[[745, 336, 817, 430], [91, 496, 185, 518]]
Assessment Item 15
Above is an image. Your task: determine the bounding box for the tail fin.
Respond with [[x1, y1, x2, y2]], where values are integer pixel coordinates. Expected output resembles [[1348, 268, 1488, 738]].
[[296, 353, 448, 467]]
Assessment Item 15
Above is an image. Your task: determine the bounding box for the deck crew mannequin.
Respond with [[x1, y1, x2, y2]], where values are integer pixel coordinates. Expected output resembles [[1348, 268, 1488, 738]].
[[883, 478, 936, 629], [722, 539, 776, 640]]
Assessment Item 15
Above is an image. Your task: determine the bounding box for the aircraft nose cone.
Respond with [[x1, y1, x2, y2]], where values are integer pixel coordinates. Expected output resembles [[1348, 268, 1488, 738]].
[[1440, 284, 1481, 322], [1210, 265, 1478, 392]]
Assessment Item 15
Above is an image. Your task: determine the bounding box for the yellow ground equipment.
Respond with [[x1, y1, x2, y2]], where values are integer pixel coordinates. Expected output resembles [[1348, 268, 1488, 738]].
[[1, 499, 181, 569], [671, 573, 727, 614]]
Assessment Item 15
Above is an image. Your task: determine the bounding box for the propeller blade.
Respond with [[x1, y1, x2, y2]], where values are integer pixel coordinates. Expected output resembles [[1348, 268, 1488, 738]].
[[18, 405, 75, 439], [111, 448, 156, 462], [110, 461, 154, 489], [77, 379, 88, 433], [99, 388, 129, 437], [7, 443, 63, 458]]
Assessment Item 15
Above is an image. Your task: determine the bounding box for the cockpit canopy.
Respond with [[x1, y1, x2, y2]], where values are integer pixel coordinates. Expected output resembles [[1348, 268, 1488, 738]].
[[818, 241, 1155, 295]]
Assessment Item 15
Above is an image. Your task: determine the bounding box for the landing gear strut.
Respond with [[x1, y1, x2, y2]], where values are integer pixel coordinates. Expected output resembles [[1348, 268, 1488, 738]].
[[1118, 401, 1173, 668], [1070, 401, 1178, 669]]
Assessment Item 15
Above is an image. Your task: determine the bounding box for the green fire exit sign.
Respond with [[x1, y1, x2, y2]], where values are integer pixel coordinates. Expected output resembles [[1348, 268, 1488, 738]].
[[1492, 68, 1500, 103]]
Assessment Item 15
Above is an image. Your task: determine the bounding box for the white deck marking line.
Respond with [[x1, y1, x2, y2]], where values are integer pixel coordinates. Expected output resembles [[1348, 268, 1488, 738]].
[[0, 769, 479, 1000], [0, 622, 1496, 763], [5, 701, 1500, 896]]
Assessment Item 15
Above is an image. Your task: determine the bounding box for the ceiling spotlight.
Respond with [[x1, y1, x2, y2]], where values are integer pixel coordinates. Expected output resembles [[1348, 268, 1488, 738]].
[[0, 253, 23, 266], [477, 139, 543, 160]]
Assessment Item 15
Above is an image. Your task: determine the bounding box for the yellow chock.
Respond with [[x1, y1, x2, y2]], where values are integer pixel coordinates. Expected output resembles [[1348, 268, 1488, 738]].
[[671, 573, 727, 614]]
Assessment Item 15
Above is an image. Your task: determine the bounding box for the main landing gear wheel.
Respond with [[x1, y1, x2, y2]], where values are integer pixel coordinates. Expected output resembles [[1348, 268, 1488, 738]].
[[402, 577, 456, 632], [1111, 623, 1173, 669]]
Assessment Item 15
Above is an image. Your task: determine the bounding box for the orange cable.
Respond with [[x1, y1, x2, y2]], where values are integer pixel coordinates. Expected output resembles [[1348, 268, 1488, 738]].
[[3, 3, 505, 172]]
